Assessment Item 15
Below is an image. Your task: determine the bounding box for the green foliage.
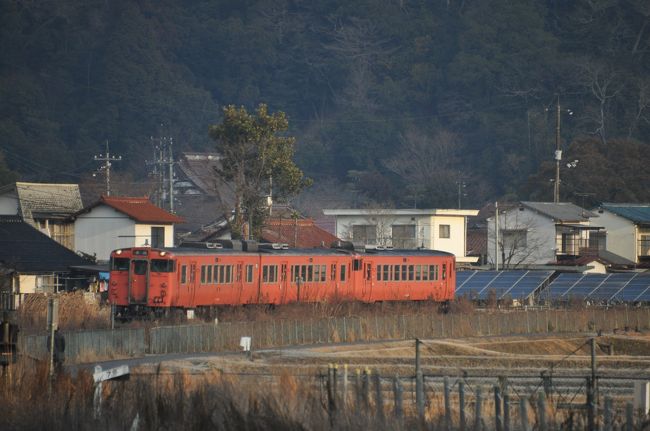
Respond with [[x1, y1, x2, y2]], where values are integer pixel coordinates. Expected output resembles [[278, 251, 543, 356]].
[[209, 104, 310, 238]]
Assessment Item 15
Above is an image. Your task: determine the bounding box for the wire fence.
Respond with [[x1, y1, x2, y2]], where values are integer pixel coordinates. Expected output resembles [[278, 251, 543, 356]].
[[18, 308, 650, 364]]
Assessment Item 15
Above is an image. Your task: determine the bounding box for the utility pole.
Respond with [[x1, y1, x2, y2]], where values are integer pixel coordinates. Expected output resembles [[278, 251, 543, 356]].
[[93, 141, 122, 196], [553, 96, 561, 203], [495, 201, 500, 271], [456, 179, 467, 209]]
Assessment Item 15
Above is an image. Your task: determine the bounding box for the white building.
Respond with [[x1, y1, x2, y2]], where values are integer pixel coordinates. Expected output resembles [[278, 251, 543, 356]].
[[74, 196, 184, 261], [486, 201, 604, 268], [322, 208, 479, 263], [596, 203, 650, 265]]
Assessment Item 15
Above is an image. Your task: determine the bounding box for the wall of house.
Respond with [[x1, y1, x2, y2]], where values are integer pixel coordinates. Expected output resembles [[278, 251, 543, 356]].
[[0, 191, 19, 215], [429, 215, 467, 258], [333, 213, 471, 259], [75, 206, 136, 261], [487, 207, 556, 267], [596, 211, 637, 262], [134, 224, 175, 248]]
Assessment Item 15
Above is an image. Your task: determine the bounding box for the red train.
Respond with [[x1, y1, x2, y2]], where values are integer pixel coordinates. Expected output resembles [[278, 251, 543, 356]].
[[108, 242, 456, 317]]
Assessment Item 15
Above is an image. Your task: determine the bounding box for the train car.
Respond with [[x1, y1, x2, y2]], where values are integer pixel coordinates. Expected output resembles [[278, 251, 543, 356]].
[[108, 243, 455, 317]]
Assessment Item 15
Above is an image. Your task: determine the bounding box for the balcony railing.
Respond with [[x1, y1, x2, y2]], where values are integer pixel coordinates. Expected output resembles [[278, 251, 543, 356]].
[[555, 237, 603, 257], [639, 238, 650, 261]]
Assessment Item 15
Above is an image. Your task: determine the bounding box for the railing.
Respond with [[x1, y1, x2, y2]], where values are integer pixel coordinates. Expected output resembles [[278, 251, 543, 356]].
[[17, 308, 650, 364], [638, 238, 650, 260]]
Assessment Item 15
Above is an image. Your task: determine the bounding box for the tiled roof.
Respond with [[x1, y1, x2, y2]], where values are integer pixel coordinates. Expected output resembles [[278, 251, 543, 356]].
[[466, 227, 487, 256], [176, 153, 223, 196], [0, 182, 83, 220], [521, 201, 595, 222], [261, 218, 340, 248], [0, 215, 90, 272], [82, 196, 184, 224], [601, 203, 650, 224]]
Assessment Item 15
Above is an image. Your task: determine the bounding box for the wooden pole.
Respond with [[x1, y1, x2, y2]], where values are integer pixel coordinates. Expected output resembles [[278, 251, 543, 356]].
[[459, 380, 466, 431]]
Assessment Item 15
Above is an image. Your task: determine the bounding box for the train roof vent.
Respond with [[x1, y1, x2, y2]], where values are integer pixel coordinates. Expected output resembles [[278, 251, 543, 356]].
[[331, 240, 354, 251], [205, 242, 223, 249], [385, 245, 394, 251], [364, 244, 378, 253], [268, 243, 289, 250]]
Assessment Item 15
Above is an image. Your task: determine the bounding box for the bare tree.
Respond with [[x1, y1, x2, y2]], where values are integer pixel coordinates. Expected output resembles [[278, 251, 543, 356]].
[[487, 209, 549, 269], [627, 77, 650, 138], [576, 59, 624, 145]]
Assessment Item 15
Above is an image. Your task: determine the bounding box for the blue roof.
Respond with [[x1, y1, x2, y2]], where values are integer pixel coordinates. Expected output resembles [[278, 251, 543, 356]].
[[601, 203, 650, 224]]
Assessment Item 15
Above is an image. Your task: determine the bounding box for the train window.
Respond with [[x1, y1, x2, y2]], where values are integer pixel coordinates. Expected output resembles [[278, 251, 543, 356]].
[[394, 265, 400, 281], [429, 265, 438, 281], [340, 265, 347, 281], [181, 265, 187, 284], [383, 265, 390, 281], [366, 264, 372, 280], [263, 265, 278, 283], [226, 265, 232, 283], [314, 265, 320, 282], [401, 265, 408, 281], [353, 259, 362, 271], [408, 265, 414, 281], [320, 265, 326, 282], [219, 265, 226, 283], [422, 265, 428, 281], [206, 265, 213, 283], [133, 260, 147, 275], [307, 265, 313, 282], [201, 266, 207, 284], [246, 265, 254, 283], [151, 259, 174, 273], [442, 264, 446, 280], [236, 264, 242, 282], [281, 265, 287, 282], [111, 257, 130, 271], [415, 265, 421, 281], [301, 265, 307, 281], [376, 265, 382, 281], [331, 264, 336, 281]]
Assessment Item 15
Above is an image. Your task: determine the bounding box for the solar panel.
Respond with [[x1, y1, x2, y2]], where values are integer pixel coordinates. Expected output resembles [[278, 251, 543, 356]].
[[590, 273, 636, 301], [455, 270, 553, 301], [568, 274, 607, 299], [629, 274, 650, 302], [507, 271, 554, 300], [547, 273, 584, 299], [613, 274, 648, 301]]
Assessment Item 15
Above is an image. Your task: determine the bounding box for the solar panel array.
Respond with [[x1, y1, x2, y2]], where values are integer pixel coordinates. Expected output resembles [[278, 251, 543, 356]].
[[456, 270, 554, 300], [546, 272, 650, 302]]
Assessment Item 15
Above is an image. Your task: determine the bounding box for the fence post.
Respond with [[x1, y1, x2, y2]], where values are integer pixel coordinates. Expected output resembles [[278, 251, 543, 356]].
[[474, 386, 482, 431], [537, 392, 547, 431], [343, 364, 348, 407], [393, 375, 403, 420], [626, 401, 633, 431], [373, 369, 384, 423], [415, 339, 425, 420], [355, 368, 363, 408], [327, 364, 336, 420], [494, 385, 502, 431], [503, 392, 510, 431], [362, 368, 370, 410], [604, 396, 613, 431], [459, 380, 466, 431], [444, 376, 451, 431], [519, 398, 530, 431]]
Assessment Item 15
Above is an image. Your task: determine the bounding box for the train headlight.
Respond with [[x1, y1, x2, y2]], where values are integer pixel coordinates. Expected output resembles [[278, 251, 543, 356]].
[[159, 251, 167, 256], [115, 249, 122, 255]]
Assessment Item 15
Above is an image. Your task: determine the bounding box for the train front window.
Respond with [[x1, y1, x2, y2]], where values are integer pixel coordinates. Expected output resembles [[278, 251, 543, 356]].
[[111, 257, 129, 271], [151, 259, 175, 273], [132, 260, 147, 275]]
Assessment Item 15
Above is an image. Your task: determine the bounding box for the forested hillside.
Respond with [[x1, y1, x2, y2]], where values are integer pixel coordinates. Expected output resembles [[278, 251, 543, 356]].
[[1, 0, 649, 209]]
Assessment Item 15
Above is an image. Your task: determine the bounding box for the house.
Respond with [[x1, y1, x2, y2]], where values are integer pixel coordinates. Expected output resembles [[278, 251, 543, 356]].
[[596, 203, 650, 266], [0, 182, 83, 250], [322, 208, 480, 263], [73, 196, 184, 261], [0, 215, 91, 310], [486, 201, 605, 268]]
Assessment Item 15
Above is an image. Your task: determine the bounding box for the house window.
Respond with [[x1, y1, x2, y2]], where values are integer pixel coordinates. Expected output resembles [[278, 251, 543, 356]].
[[439, 224, 450, 239], [392, 224, 416, 248], [352, 224, 377, 245], [590, 231, 606, 251], [640, 234, 650, 257], [502, 229, 527, 250], [151, 227, 165, 248]]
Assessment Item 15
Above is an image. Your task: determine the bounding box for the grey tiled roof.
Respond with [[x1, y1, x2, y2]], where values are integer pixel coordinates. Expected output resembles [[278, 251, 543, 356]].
[[13, 182, 83, 219], [521, 201, 595, 222]]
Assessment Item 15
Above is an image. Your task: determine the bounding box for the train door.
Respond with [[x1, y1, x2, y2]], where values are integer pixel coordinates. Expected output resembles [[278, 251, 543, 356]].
[[129, 259, 148, 304], [235, 262, 244, 304], [362, 261, 373, 301], [280, 262, 288, 303], [188, 261, 197, 307], [350, 257, 363, 301]]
